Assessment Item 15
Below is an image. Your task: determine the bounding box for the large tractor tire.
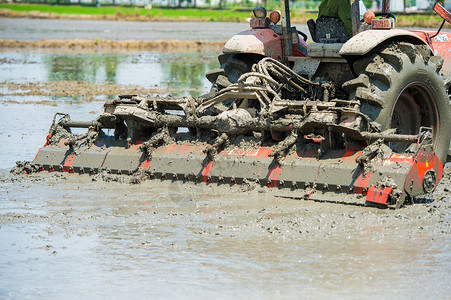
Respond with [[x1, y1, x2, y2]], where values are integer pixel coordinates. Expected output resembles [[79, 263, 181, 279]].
[[343, 42, 451, 163]]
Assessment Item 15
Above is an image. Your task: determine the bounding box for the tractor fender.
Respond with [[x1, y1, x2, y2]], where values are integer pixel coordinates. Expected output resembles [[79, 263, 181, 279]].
[[339, 29, 429, 56], [222, 28, 284, 60]]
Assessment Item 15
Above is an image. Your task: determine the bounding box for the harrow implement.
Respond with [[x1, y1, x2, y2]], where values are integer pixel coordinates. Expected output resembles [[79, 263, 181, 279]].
[[31, 58, 446, 209]]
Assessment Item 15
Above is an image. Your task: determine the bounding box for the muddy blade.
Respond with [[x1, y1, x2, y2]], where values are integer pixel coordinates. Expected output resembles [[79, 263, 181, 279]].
[[33, 135, 432, 207], [34, 137, 143, 175]]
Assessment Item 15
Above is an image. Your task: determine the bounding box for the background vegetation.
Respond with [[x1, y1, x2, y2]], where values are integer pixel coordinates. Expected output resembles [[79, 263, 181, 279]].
[[0, 2, 447, 27]]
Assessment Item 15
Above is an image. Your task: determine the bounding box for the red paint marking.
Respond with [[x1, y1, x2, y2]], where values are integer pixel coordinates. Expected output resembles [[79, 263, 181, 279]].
[[178, 144, 192, 154], [220, 149, 231, 156], [222, 148, 237, 156], [418, 151, 442, 181], [379, 187, 393, 205], [58, 139, 68, 147], [403, 150, 443, 194], [361, 172, 372, 187], [366, 186, 393, 205], [353, 172, 373, 194], [228, 148, 246, 157], [343, 150, 357, 158], [130, 141, 142, 152], [167, 144, 182, 153], [201, 161, 213, 183], [305, 137, 324, 144], [374, 188, 383, 203], [62, 154, 76, 172], [366, 186, 376, 202], [418, 153, 442, 179], [139, 159, 151, 170], [340, 150, 360, 163], [387, 153, 414, 165], [314, 163, 322, 181], [221, 146, 273, 158], [164, 144, 178, 153], [244, 148, 259, 157], [438, 160, 443, 179], [44, 129, 53, 147], [255, 147, 273, 158], [304, 189, 316, 199], [267, 165, 282, 187]]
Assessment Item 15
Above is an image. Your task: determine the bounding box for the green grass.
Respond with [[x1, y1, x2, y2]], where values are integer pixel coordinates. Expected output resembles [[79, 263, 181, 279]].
[[0, 3, 114, 15], [0, 3, 446, 27], [0, 3, 254, 22]]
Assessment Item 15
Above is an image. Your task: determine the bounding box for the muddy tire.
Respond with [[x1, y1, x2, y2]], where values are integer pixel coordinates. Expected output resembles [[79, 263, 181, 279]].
[[343, 42, 451, 163]]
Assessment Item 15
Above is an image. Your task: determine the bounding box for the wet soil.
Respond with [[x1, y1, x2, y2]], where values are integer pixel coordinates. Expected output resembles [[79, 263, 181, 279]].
[[0, 39, 225, 53], [0, 51, 217, 106], [0, 165, 450, 298], [1, 81, 202, 103]]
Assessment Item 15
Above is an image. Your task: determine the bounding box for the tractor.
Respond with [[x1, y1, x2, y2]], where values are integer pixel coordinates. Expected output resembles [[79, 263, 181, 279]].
[[29, 0, 451, 208]]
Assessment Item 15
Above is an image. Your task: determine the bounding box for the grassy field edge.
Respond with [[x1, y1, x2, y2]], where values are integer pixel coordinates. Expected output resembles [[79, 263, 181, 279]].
[[0, 3, 448, 27]]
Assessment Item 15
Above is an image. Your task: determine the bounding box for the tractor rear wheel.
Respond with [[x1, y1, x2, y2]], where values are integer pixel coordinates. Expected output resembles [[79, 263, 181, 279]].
[[343, 42, 451, 163]]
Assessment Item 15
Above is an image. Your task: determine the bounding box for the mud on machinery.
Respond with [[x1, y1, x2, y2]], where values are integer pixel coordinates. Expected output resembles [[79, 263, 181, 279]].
[[29, 0, 451, 208]]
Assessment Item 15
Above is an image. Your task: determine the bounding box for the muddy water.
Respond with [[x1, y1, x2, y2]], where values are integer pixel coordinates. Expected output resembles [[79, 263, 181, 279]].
[[1, 50, 451, 299], [0, 51, 217, 96], [1, 168, 450, 299]]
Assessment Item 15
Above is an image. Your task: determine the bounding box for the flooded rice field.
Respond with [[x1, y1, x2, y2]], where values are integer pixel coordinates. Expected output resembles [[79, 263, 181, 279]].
[[0, 51, 217, 169], [0, 51, 217, 98], [1, 49, 451, 299]]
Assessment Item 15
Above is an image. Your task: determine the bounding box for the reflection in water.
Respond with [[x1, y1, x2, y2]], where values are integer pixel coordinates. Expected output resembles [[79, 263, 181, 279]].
[[47, 54, 121, 83], [0, 52, 219, 98], [161, 53, 217, 97]]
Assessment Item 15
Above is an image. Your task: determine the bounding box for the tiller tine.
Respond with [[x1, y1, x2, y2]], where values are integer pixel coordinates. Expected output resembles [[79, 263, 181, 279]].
[[33, 120, 443, 208]]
